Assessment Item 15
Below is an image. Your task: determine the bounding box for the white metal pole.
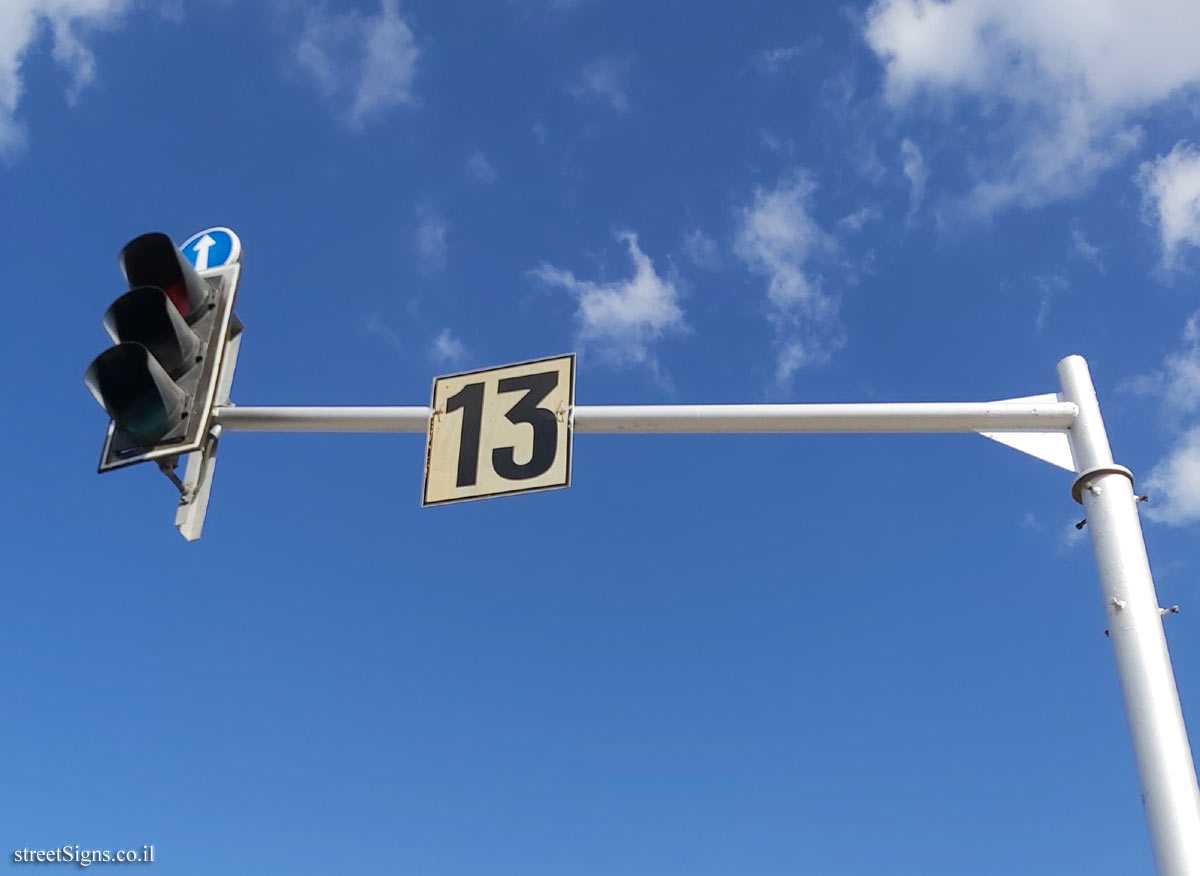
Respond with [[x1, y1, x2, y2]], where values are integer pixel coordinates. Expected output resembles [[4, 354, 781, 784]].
[[1058, 355, 1200, 876]]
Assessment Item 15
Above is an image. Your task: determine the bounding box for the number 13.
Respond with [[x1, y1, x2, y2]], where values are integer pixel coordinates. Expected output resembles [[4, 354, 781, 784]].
[[445, 370, 560, 487]]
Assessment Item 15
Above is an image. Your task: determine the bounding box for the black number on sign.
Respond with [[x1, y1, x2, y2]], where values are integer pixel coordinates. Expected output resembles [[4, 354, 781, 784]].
[[493, 371, 560, 480], [445, 381, 485, 486]]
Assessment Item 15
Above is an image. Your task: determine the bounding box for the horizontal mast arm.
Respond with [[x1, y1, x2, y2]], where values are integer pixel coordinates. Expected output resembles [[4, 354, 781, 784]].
[[211, 401, 1078, 435]]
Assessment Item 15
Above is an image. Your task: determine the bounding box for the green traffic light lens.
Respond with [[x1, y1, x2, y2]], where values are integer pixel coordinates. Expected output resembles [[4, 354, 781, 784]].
[[112, 391, 174, 443], [84, 343, 187, 444]]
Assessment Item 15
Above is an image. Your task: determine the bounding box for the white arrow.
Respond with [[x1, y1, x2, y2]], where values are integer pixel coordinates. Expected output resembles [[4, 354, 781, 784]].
[[192, 234, 216, 271]]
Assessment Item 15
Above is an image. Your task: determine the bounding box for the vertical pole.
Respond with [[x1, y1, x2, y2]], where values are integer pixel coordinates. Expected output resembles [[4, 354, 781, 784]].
[[1058, 355, 1200, 876], [175, 327, 242, 541]]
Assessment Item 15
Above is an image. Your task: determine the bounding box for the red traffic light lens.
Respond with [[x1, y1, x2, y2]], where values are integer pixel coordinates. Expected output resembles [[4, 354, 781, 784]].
[[119, 233, 211, 322]]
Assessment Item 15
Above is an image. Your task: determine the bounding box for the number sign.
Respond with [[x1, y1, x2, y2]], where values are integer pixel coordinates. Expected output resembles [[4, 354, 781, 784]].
[[423, 354, 575, 505]]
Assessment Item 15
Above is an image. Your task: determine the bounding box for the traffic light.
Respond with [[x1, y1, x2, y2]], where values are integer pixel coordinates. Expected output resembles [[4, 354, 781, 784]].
[[86, 231, 242, 473]]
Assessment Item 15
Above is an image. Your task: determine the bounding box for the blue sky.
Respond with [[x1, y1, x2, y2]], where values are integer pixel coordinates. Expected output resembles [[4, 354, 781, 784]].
[[3, 0, 1200, 873]]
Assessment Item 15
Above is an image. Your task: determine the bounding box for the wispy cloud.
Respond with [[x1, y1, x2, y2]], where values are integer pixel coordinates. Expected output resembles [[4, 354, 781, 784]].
[[430, 328, 467, 364], [362, 312, 405, 353], [733, 171, 842, 384], [1137, 142, 1200, 269], [681, 229, 719, 269], [838, 205, 882, 232], [1060, 518, 1088, 550], [507, 0, 587, 11], [864, 0, 1200, 215], [414, 204, 448, 272], [1032, 274, 1067, 335], [752, 45, 805, 75], [1125, 312, 1200, 419], [1145, 426, 1200, 526], [531, 231, 685, 370], [466, 150, 497, 183], [295, 0, 419, 128], [1023, 505, 1088, 550], [158, 0, 184, 24], [0, 0, 134, 155], [1069, 222, 1103, 269], [900, 138, 927, 214], [575, 57, 630, 112], [1127, 311, 1200, 526], [759, 129, 796, 156]]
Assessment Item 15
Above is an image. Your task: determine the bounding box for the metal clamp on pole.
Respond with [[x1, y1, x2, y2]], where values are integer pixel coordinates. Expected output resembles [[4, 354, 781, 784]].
[[1071, 463, 1135, 504]]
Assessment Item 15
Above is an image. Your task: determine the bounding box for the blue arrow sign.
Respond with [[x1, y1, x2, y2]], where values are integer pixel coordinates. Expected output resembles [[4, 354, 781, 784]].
[[180, 227, 241, 271]]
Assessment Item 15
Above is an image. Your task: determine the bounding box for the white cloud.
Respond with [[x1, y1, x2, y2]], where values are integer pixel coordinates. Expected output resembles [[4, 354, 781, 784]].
[[864, 0, 1200, 214], [753, 46, 805, 75], [1126, 311, 1200, 526], [296, 0, 418, 127], [1144, 426, 1200, 526], [734, 172, 842, 381], [362, 312, 404, 353], [1163, 353, 1200, 419], [576, 57, 630, 112], [531, 231, 685, 368], [1032, 273, 1066, 334], [507, 0, 586, 10], [900, 138, 927, 213], [414, 205, 447, 272], [682, 228, 718, 269], [838, 205, 882, 232], [466, 150, 497, 183], [0, 0, 132, 154], [1139, 312, 1200, 417], [774, 342, 813, 385], [1069, 222, 1103, 268], [157, 0, 184, 24], [735, 173, 831, 311], [759, 129, 796, 156], [430, 328, 466, 364], [1060, 518, 1088, 550], [1137, 142, 1200, 268]]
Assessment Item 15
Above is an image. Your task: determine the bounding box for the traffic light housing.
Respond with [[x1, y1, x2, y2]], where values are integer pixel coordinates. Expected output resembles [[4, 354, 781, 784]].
[[86, 232, 242, 472]]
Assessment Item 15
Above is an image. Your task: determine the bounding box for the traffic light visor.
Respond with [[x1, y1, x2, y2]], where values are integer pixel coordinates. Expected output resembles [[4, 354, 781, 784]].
[[102, 286, 201, 378], [85, 343, 188, 444], [119, 233, 211, 323]]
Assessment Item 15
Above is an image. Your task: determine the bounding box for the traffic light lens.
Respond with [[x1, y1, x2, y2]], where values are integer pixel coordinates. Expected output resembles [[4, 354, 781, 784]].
[[119, 233, 211, 323], [102, 286, 201, 378], [113, 392, 173, 442], [161, 281, 189, 317], [85, 343, 188, 444]]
